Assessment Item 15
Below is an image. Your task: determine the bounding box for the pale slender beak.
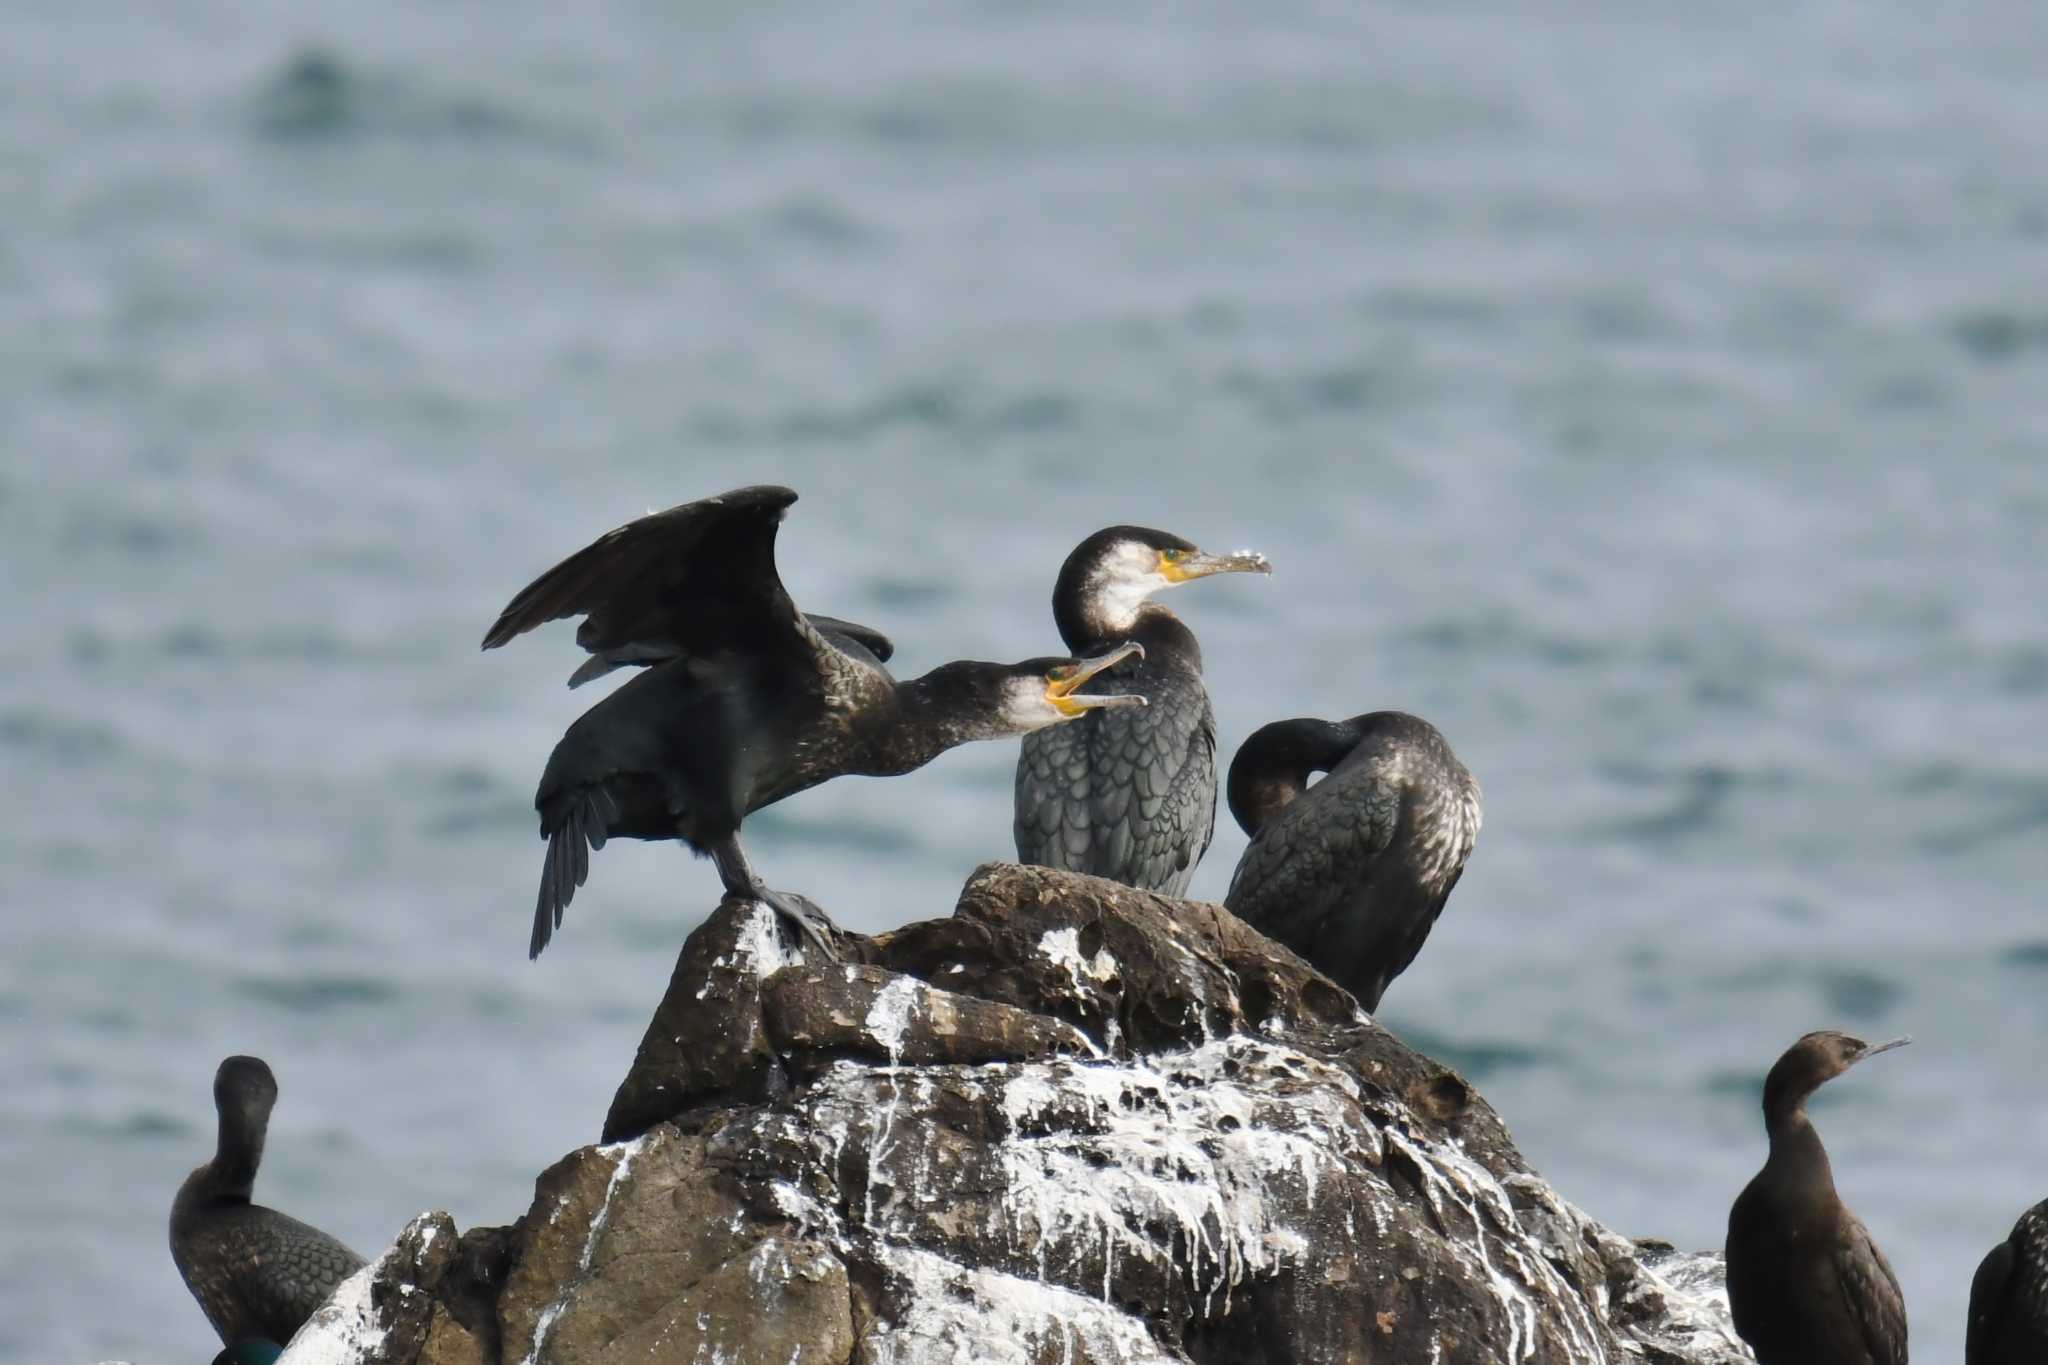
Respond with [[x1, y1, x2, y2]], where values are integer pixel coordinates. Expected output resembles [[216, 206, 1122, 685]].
[[1856, 1036, 1912, 1063], [1162, 548, 1274, 583], [1046, 641, 1147, 716]]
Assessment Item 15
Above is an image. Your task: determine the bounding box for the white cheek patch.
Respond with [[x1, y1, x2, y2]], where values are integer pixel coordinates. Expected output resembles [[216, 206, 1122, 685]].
[[1004, 683, 1061, 732], [1084, 543, 1175, 632]]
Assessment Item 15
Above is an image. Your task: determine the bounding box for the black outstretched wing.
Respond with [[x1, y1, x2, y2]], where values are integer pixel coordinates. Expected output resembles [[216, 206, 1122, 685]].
[[481, 484, 803, 663], [1223, 763, 1416, 1011], [1013, 668, 1217, 896], [1967, 1237, 2015, 1365]]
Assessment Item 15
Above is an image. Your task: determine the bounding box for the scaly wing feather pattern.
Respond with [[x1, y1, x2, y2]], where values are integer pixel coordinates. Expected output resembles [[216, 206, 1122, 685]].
[[181, 1206, 365, 1345], [1223, 762, 1414, 1010], [1013, 666, 1216, 896], [1830, 1214, 1909, 1365]]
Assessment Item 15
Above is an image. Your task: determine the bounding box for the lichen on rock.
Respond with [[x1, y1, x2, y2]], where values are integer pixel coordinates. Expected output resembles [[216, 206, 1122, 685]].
[[283, 863, 1750, 1365]]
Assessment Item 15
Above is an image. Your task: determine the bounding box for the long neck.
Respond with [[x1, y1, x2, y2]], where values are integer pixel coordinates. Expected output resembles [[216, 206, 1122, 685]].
[[863, 671, 1013, 776], [203, 1106, 266, 1204], [1761, 1093, 1837, 1198], [1227, 719, 1358, 837]]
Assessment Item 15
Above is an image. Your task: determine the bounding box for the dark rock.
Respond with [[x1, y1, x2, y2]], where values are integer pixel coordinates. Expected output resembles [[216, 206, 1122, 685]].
[[602, 897, 803, 1143], [281, 1211, 459, 1364], [290, 863, 1750, 1365], [763, 960, 1098, 1068]]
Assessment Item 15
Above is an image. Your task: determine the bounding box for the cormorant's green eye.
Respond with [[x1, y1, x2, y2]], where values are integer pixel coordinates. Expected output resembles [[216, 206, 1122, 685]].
[[1161, 548, 1182, 562]]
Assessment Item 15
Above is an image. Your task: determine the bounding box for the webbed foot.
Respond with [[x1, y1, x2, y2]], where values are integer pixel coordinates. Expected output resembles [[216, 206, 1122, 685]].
[[757, 885, 840, 960]]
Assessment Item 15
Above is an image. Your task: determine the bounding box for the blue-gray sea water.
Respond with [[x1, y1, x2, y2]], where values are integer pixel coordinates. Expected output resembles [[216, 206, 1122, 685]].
[[4, 2, 2044, 1360]]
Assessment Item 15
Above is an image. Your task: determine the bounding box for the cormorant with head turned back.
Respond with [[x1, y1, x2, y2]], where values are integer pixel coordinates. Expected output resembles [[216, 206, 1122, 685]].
[[1221, 711, 1479, 1012], [1968, 1197, 2048, 1365], [1725, 1030, 1910, 1365], [1012, 526, 1269, 895], [170, 1056, 365, 1350], [484, 485, 1147, 957]]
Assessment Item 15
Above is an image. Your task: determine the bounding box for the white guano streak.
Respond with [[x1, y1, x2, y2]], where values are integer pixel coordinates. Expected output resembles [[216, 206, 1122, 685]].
[[520, 1134, 649, 1365]]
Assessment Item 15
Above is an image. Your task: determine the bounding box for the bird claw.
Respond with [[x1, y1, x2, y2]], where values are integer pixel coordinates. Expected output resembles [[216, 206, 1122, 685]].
[[759, 887, 841, 961]]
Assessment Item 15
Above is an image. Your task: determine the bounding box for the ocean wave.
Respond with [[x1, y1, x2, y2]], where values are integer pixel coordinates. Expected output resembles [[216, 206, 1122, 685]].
[[233, 973, 399, 1013], [0, 709, 123, 763], [1951, 310, 2048, 363], [248, 48, 591, 153]]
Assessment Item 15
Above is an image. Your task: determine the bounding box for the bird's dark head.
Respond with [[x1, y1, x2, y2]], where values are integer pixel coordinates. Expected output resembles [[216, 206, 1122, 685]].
[[1054, 526, 1271, 643], [1762, 1030, 1908, 1121], [214, 1055, 279, 1129]]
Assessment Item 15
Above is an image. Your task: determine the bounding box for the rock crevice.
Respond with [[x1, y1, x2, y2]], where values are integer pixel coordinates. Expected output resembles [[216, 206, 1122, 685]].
[[280, 863, 1746, 1365]]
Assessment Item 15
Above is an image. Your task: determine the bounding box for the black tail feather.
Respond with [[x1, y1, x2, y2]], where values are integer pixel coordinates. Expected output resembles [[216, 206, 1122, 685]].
[[531, 788, 611, 959]]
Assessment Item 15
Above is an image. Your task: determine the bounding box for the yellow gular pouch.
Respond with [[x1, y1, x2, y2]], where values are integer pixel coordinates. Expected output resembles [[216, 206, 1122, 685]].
[[1043, 641, 1146, 716]]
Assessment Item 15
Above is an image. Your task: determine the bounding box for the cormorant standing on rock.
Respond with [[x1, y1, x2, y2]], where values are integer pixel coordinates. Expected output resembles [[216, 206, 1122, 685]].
[[484, 485, 1147, 957], [1968, 1197, 2048, 1365], [1221, 711, 1479, 1012], [1725, 1031, 1910, 1365], [170, 1057, 365, 1349], [1013, 526, 1269, 895]]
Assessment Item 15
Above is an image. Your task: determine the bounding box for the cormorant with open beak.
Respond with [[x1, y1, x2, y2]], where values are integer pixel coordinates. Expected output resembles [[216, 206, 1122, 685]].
[[484, 485, 1145, 957], [1013, 526, 1269, 895]]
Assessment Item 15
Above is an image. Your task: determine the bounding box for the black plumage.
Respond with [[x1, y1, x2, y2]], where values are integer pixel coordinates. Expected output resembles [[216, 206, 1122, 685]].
[[169, 1057, 365, 1349], [486, 485, 1146, 957], [1725, 1031, 1910, 1365], [1968, 1198, 2048, 1365], [1013, 526, 1268, 895], [1222, 712, 1479, 1012]]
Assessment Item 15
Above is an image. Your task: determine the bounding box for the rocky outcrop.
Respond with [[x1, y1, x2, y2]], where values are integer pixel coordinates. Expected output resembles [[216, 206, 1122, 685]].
[[279, 863, 1748, 1365]]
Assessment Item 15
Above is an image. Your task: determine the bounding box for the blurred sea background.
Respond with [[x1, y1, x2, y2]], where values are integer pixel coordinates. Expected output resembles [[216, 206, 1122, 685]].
[[4, 1, 2044, 1360]]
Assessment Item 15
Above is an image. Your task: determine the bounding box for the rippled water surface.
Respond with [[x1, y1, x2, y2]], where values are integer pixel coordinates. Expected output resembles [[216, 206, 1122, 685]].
[[5, 2, 2045, 1360]]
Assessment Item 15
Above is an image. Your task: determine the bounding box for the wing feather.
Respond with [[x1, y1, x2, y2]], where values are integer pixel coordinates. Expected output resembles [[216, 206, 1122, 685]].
[[1967, 1237, 2016, 1365], [1833, 1215, 1909, 1365], [480, 484, 799, 656], [1013, 665, 1216, 896], [1224, 763, 1409, 1008]]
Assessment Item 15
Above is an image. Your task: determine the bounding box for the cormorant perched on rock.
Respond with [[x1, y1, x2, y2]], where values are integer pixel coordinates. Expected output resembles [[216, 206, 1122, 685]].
[[1968, 1197, 2048, 1365], [1221, 712, 1479, 1012], [484, 485, 1146, 958], [1013, 526, 1269, 894], [1725, 1031, 1910, 1365], [170, 1057, 365, 1349]]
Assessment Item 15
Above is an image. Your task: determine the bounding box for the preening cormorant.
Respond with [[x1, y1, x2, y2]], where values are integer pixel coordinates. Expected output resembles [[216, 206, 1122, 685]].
[[1968, 1197, 2048, 1365], [1725, 1031, 1910, 1365], [1221, 711, 1479, 1012], [484, 485, 1147, 958], [1013, 526, 1269, 894], [170, 1057, 365, 1349]]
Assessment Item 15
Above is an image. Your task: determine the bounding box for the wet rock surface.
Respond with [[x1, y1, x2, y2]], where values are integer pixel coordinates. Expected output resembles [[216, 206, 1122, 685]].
[[280, 863, 1749, 1365]]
